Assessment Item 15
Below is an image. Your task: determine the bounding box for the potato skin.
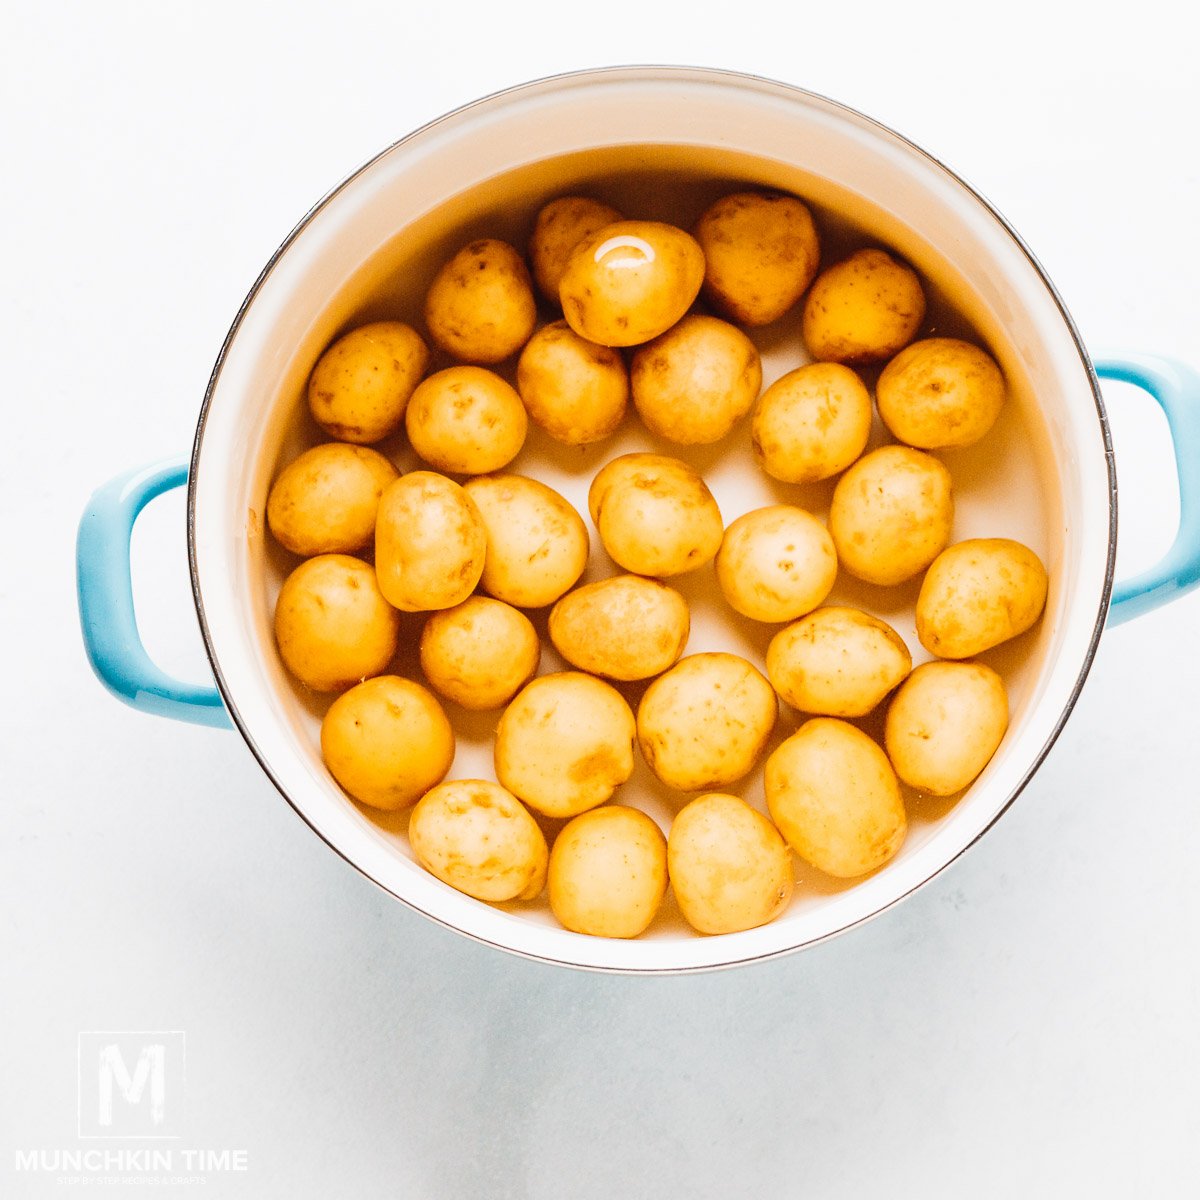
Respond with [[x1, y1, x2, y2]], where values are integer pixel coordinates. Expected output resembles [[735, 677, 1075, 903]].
[[802, 249, 925, 365], [374, 472, 486, 612], [307, 321, 428, 444], [419, 596, 540, 710], [274, 554, 400, 692], [529, 196, 624, 304], [495, 673, 636, 818], [559, 220, 705, 347], [916, 538, 1048, 658], [405, 366, 527, 475], [693, 191, 820, 326], [716, 505, 838, 623], [752, 362, 872, 483], [516, 321, 629, 445], [637, 653, 777, 792], [765, 719, 906, 878], [267, 442, 398, 557], [877, 338, 1006, 449], [767, 607, 911, 717], [320, 676, 454, 810], [463, 473, 588, 608], [423, 239, 537, 363], [549, 575, 689, 681], [409, 780, 548, 902], [667, 793, 793, 935], [588, 453, 723, 577], [630, 315, 762, 444], [548, 806, 668, 938], [829, 446, 954, 585], [885, 661, 1008, 795]]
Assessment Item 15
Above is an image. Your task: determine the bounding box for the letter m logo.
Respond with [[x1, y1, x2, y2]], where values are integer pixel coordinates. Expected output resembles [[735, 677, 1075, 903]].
[[78, 1032, 185, 1138]]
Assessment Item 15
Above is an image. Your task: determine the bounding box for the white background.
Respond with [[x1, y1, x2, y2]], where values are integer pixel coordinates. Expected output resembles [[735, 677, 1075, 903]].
[[3, 2, 1199, 1196]]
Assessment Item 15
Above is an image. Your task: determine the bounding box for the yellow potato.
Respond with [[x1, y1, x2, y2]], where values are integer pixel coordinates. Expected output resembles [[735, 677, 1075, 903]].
[[767, 607, 911, 717], [877, 337, 1006, 449], [752, 362, 872, 483], [409, 780, 548, 902], [419, 596, 540, 710], [885, 661, 1009, 795], [320, 676, 454, 810], [802, 249, 926, 364], [693, 191, 820, 326], [667, 793, 793, 935], [528, 196, 624, 304], [716, 505, 838, 623], [630, 315, 761, 444], [405, 366, 527, 475], [274, 554, 400, 692], [266, 442, 398, 557], [494, 672, 636, 818], [516, 320, 629, 445], [549, 575, 689, 681], [307, 321, 428, 444], [423, 239, 537, 363], [916, 538, 1048, 658], [548, 806, 668, 938], [463, 473, 588, 608], [765, 719, 906, 878], [588, 453, 723, 577], [374, 472, 486, 612], [829, 445, 954, 585], [559, 220, 705, 347], [637, 653, 777, 792]]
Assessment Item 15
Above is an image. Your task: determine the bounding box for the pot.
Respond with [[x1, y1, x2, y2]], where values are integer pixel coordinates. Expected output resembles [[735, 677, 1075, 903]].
[[76, 67, 1200, 972]]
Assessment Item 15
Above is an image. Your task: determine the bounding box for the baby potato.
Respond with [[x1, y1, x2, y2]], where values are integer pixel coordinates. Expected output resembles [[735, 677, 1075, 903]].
[[767, 607, 911, 717], [549, 575, 689, 682], [668, 793, 793, 935], [516, 320, 629, 445], [588, 453, 723, 577], [716, 505, 838, 623], [374, 472, 486, 612], [463, 473, 588, 608], [548, 806, 668, 938], [877, 337, 1006, 449], [495, 672, 636, 818], [267, 442, 398, 557], [829, 445, 954, 586], [802, 248, 926, 364], [419, 596, 540, 710], [274, 554, 400, 692], [752, 362, 872, 483], [693, 191, 820, 326], [405, 366, 527, 475], [320, 676, 454, 810], [637, 653, 777, 792], [916, 538, 1049, 658], [409, 780, 548, 902], [423, 239, 537, 363], [765, 718, 906, 878], [307, 321, 428, 444], [631, 315, 762, 444], [885, 661, 1009, 795], [559, 220, 705, 347], [529, 196, 624, 304]]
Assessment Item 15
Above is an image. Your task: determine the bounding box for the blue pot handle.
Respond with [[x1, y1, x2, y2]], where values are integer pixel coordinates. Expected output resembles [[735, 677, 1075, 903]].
[[76, 458, 230, 727], [1096, 354, 1200, 626]]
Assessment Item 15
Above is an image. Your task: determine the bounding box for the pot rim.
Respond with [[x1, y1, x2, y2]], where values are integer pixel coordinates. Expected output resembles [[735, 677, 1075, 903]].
[[187, 64, 1118, 974]]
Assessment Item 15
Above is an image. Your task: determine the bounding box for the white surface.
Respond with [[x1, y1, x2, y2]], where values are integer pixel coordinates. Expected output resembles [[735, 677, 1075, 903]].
[[3, 2, 1198, 1196]]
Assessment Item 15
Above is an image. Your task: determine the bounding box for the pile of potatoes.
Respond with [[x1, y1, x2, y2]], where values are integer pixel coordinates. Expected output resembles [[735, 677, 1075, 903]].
[[267, 187, 1049, 940]]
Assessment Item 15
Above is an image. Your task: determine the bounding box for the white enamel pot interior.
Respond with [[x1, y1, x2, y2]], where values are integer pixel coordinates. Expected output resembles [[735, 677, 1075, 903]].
[[189, 67, 1115, 973]]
